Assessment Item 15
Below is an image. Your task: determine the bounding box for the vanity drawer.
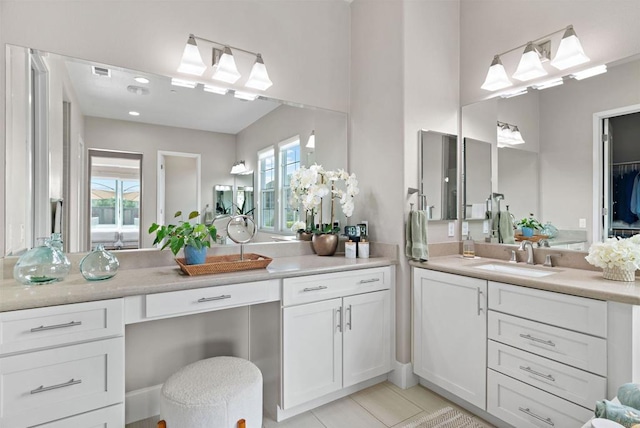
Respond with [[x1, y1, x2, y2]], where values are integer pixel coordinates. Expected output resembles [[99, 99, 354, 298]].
[[488, 311, 607, 375], [145, 280, 276, 318], [36, 403, 123, 427], [487, 369, 593, 428], [488, 340, 606, 408], [488, 281, 607, 337], [283, 267, 391, 306], [0, 299, 124, 355], [0, 337, 124, 428]]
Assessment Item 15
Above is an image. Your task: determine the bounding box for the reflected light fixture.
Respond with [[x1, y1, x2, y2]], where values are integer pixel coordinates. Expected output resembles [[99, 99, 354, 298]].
[[482, 24, 590, 91], [481, 55, 513, 91], [512, 42, 548, 81], [497, 121, 525, 145], [177, 34, 273, 90], [550, 25, 590, 70], [230, 161, 251, 175], [177, 35, 207, 76], [306, 130, 316, 149], [571, 64, 607, 80]]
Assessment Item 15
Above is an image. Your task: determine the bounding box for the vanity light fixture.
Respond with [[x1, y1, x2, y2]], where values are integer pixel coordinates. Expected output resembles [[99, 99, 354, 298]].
[[178, 34, 273, 90], [170, 78, 197, 89], [482, 25, 590, 90], [571, 64, 607, 80], [306, 131, 316, 149], [230, 161, 252, 175], [177, 35, 207, 76], [497, 121, 525, 145]]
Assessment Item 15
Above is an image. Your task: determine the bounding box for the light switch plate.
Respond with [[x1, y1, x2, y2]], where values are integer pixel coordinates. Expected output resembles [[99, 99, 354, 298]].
[[483, 220, 490, 234], [579, 218, 587, 228], [462, 221, 469, 236], [448, 222, 455, 237]]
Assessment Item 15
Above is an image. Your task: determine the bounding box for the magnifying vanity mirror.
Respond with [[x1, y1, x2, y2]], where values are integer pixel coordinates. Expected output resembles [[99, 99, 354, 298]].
[[462, 53, 640, 250], [4, 44, 347, 256], [419, 130, 458, 220]]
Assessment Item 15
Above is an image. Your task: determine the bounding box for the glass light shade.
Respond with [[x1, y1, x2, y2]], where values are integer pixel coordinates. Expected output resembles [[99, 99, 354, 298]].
[[497, 125, 514, 144], [481, 56, 512, 91], [177, 36, 206, 76], [306, 131, 316, 148], [212, 47, 241, 84], [510, 126, 525, 144], [230, 162, 249, 175], [245, 54, 273, 91], [203, 84, 228, 95], [512, 43, 548, 81], [550, 27, 590, 70]]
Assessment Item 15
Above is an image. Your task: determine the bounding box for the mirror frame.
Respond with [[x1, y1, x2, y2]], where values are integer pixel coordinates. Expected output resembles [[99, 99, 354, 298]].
[[419, 129, 459, 221]]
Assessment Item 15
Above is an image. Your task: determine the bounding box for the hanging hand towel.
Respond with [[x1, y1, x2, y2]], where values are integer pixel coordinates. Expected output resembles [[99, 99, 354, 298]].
[[405, 210, 429, 261], [499, 211, 516, 244]]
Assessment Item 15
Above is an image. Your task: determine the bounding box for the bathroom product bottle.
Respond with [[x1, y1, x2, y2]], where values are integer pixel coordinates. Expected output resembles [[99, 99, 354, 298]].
[[463, 234, 475, 258], [358, 239, 370, 259], [345, 240, 357, 259]]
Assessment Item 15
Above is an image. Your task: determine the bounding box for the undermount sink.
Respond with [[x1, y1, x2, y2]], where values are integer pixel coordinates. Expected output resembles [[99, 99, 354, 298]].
[[473, 263, 557, 278]]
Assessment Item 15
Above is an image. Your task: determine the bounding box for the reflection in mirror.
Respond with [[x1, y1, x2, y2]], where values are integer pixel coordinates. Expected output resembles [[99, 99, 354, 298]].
[[463, 138, 492, 220], [4, 45, 347, 255], [214, 185, 234, 215], [235, 173, 255, 217], [462, 53, 640, 249], [419, 130, 458, 220]]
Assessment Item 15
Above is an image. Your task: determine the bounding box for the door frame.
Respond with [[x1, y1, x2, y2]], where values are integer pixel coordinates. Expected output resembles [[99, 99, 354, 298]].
[[156, 151, 201, 226], [592, 103, 640, 243]]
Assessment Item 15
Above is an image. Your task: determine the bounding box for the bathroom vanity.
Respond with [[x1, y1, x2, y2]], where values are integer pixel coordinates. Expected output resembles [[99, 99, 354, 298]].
[[0, 250, 396, 427], [412, 255, 640, 428]]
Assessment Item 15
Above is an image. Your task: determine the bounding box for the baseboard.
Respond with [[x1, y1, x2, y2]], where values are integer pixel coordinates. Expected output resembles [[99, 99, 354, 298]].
[[387, 361, 419, 389], [125, 384, 163, 424]]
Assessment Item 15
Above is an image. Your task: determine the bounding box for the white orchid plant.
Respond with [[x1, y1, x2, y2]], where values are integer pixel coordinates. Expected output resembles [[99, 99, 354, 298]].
[[289, 164, 359, 233], [585, 235, 640, 271]]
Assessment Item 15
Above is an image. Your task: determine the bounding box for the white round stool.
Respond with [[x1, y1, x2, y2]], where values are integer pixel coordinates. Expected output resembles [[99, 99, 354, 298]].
[[159, 356, 263, 428]]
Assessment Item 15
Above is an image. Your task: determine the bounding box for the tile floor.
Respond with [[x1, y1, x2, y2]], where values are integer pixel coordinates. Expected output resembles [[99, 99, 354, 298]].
[[126, 381, 495, 428]]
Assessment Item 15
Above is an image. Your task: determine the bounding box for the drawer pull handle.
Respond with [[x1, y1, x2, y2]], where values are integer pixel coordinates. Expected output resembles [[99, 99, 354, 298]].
[[346, 304, 352, 330], [519, 365, 556, 382], [303, 286, 328, 292], [31, 378, 82, 394], [359, 278, 380, 284], [30, 321, 82, 332], [518, 407, 554, 426], [336, 307, 343, 333], [476, 288, 483, 316], [519, 333, 556, 347], [197, 295, 231, 303]]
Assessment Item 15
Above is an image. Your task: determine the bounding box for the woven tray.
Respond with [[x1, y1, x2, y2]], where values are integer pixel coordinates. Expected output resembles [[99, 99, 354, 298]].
[[175, 253, 273, 276], [515, 234, 549, 242]]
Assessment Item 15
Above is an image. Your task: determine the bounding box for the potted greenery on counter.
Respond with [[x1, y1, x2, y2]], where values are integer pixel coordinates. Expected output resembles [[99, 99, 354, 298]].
[[517, 213, 542, 237], [149, 210, 217, 265]]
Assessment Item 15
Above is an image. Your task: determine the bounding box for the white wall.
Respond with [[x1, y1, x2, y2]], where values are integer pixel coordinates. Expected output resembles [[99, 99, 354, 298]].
[[85, 117, 236, 248], [164, 155, 199, 224]]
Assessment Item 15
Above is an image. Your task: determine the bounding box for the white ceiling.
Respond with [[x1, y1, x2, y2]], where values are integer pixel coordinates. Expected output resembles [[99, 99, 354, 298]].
[[63, 57, 281, 135]]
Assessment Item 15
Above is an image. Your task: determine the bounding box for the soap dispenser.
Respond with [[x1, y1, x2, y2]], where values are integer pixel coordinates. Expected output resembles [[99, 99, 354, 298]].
[[463, 234, 475, 258]]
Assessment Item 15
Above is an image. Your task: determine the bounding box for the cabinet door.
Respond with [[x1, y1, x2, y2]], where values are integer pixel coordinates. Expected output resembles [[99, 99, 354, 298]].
[[282, 298, 342, 409], [343, 290, 391, 388], [413, 269, 487, 409]]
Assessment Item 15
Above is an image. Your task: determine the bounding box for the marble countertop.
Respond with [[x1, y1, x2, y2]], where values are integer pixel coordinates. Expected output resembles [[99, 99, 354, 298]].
[[411, 255, 640, 305], [0, 254, 397, 312]]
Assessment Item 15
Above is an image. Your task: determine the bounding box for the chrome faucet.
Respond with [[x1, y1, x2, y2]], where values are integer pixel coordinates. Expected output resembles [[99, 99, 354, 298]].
[[537, 239, 550, 248], [518, 240, 535, 265]]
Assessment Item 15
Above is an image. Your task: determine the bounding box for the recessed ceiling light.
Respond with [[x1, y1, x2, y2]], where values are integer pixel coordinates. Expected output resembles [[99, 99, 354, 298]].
[[129, 111, 140, 116], [134, 76, 150, 84]]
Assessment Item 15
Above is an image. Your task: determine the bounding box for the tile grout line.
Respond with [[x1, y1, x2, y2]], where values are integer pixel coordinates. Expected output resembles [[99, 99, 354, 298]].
[[346, 395, 395, 427]]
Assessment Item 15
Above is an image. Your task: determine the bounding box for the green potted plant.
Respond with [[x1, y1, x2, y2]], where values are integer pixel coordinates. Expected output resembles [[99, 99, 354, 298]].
[[517, 213, 542, 237], [148, 211, 217, 265]]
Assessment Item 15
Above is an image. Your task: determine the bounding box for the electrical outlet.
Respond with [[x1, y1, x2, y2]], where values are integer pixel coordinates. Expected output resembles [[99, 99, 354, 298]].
[[579, 218, 587, 228], [462, 221, 469, 236], [448, 222, 455, 237]]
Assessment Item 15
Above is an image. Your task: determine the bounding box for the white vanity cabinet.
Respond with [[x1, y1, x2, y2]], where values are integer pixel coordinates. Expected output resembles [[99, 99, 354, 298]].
[[412, 269, 487, 410], [0, 299, 124, 428], [282, 267, 392, 410], [487, 281, 605, 427]]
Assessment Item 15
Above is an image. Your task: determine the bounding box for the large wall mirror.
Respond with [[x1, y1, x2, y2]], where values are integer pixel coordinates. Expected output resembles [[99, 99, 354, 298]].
[[462, 53, 640, 250], [5, 45, 347, 255], [463, 138, 492, 221], [419, 130, 458, 220]]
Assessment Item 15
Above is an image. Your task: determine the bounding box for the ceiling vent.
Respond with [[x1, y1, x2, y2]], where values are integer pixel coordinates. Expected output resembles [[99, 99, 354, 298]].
[[91, 66, 111, 77], [127, 85, 150, 96]]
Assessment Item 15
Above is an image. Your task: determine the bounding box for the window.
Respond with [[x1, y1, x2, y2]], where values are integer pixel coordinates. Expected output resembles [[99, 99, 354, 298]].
[[257, 137, 300, 233]]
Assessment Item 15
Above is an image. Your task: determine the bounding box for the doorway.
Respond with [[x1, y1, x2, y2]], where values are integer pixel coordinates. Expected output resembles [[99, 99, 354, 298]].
[[88, 150, 142, 250], [157, 151, 201, 226]]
